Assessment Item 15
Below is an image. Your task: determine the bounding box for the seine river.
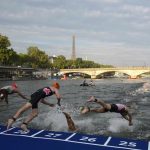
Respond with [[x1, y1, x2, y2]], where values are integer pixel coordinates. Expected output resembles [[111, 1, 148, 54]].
[[0, 78, 150, 141]]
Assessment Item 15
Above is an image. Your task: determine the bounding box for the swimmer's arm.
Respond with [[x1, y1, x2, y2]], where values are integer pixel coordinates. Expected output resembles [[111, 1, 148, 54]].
[[14, 89, 29, 100], [40, 99, 55, 107], [5, 94, 8, 104], [55, 90, 61, 106]]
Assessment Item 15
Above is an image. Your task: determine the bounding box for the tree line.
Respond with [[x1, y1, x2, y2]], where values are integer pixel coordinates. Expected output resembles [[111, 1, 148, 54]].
[[0, 33, 113, 69]]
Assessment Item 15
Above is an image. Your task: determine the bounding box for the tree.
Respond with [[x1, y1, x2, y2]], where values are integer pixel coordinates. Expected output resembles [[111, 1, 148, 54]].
[[53, 55, 66, 69], [18, 53, 31, 67], [27, 46, 51, 68], [0, 34, 11, 49], [0, 34, 19, 65]]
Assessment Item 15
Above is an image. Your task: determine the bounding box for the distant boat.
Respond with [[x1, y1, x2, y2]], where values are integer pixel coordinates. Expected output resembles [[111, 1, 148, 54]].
[[80, 83, 89, 86]]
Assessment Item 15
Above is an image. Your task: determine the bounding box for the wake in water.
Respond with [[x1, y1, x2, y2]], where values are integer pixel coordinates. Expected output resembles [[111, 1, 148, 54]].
[[127, 82, 150, 96], [123, 82, 150, 109]]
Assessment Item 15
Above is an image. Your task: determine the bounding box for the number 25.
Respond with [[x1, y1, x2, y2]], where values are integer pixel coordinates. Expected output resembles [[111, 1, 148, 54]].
[[119, 141, 136, 147]]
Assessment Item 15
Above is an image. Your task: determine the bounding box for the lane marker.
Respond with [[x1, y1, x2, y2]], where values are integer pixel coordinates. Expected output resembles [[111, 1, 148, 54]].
[[104, 136, 112, 146], [0, 127, 16, 134], [30, 130, 44, 137], [65, 133, 76, 141]]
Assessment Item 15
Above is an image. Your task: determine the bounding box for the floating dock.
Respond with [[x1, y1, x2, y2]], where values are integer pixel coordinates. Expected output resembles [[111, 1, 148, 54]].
[[0, 125, 149, 150]]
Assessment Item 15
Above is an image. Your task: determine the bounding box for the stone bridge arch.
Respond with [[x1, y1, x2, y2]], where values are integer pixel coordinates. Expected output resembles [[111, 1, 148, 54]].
[[60, 67, 150, 79], [95, 70, 130, 78], [62, 71, 91, 78]]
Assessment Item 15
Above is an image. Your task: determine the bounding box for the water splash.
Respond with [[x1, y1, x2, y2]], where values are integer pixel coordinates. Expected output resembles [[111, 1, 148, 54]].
[[108, 118, 134, 133], [33, 111, 67, 131], [128, 82, 150, 96], [75, 118, 95, 132]]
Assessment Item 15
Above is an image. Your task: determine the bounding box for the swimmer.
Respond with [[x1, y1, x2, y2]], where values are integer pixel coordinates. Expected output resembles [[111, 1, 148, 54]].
[[80, 79, 89, 86], [89, 79, 95, 86], [80, 96, 133, 126], [63, 112, 77, 132], [0, 83, 29, 104], [143, 83, 150, 92], [7, 82, 61, 132]]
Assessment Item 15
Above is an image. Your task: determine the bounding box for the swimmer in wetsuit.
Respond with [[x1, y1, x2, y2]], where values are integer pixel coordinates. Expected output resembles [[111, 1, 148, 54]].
[[80, 96, 133, 126], [7, 82, 61, 132], [0, 83, 29, 104]]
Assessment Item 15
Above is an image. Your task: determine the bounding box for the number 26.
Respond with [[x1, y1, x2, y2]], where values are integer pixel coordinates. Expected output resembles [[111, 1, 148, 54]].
[[80, 136, 97, 142]]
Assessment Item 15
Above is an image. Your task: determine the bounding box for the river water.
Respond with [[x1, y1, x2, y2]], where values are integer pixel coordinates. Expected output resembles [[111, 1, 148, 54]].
[[0, 78, 150, 141]]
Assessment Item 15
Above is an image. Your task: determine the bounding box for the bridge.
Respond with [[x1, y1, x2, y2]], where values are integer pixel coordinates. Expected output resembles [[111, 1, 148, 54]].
[[60, 67, 150, 79]]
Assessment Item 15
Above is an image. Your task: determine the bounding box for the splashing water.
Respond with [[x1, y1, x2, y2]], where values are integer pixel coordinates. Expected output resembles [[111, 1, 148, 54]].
[[33, 110, 68, 131], [75, 118, 95, 132], [128, 82, 150, 96], [143, 82, 150, 91], [108, 118, 134, 133]]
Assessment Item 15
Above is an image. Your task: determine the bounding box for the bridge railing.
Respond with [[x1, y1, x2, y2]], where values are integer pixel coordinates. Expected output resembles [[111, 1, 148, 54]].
[[61, 67, 150, 71]]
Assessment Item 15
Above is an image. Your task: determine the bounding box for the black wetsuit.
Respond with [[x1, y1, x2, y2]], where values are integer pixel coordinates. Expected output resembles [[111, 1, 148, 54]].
[[0, 89, 8, 100], [29, 87, 55, 109], [105, 104, 126, 114], [0, 86, 14, 96]]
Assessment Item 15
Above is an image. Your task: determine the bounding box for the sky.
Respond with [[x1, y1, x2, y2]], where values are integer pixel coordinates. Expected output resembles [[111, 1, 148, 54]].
[[0, 0, 150, 67]]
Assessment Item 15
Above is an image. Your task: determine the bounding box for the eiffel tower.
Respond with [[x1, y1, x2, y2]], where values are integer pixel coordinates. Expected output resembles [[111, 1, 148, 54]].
[[71, 35, 76, 60]]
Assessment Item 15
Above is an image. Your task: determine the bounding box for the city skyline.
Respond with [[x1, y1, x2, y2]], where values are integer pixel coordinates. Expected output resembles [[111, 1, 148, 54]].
[[0, 0, 150, 67]]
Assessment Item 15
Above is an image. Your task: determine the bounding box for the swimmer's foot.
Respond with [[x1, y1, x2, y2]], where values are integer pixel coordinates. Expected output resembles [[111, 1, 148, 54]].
[[87, 96, 95, 102], [7, 118, 16, 130], [129, 122, 133, 126], [21, 123, 29, 132]]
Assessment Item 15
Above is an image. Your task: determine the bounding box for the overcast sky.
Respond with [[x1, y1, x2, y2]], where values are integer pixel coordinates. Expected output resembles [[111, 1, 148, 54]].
[[0, 0, 150, 67]]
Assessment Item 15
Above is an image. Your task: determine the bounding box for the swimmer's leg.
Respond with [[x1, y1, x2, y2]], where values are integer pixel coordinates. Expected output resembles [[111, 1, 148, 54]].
[[89, 96, 111, 110], [21, 108, 38, 131], [121, 111, 133, 126], [20, 122, 29, 133], [90, 107, 107, 113], [7, 102, 32, 129]]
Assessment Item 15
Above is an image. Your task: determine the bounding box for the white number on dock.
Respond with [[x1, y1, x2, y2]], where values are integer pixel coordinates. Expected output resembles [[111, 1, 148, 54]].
[[119, 141, 137, 147], [80, 136, 97, 142], [45, 133, 62, 138]]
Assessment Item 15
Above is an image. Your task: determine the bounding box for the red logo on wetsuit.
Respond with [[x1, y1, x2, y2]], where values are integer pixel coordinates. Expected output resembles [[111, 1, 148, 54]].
[[43, 88, 51, 95]]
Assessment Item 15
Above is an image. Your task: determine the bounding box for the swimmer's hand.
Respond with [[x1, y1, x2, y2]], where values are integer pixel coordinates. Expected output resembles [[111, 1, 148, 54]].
[[55, 105, 65, 113], [87, 96, 95, 102], [57, 102, 61, 106], [49, 104, 55, 107], [129, 122, 133, 126], [56, 105, 65, 111]]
